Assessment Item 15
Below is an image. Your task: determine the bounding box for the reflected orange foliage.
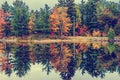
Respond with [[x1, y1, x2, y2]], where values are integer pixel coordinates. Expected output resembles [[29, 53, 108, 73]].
[[0, 43, 5, 53], [50, 44, 72, 72], [92, 43, 101, 49], [76, 43, 89, 54], [29, 53, 36, 64], [0, 56, 12, 72]]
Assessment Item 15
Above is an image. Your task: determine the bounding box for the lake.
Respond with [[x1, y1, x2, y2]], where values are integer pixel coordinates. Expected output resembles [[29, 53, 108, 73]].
[[0, 40, 120, 80]]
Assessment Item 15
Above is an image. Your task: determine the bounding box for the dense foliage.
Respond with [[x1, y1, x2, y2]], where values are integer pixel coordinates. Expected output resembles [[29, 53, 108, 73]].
[[0, 0, 120, 38]]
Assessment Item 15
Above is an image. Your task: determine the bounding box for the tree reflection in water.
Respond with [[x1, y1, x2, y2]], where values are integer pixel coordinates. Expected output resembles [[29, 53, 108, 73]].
[[0, 42, 120, 80]]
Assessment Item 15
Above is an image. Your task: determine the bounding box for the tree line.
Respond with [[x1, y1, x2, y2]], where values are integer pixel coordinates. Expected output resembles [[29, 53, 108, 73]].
[[0, 0, 120, 38]]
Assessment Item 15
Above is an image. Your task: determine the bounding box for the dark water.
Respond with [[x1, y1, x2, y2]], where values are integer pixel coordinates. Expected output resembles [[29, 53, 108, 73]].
[[0, 42, 120, 80]]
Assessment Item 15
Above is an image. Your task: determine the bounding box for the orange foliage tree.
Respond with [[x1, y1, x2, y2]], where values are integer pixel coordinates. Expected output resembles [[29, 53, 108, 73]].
[[49, 7, 72, 37], [0, 9, 6, 38]]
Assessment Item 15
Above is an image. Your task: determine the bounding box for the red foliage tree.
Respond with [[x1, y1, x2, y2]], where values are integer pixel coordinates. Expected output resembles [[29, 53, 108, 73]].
[[0, 9, 10, 38]]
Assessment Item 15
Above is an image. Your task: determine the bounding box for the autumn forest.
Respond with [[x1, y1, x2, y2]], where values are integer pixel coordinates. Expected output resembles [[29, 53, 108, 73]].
[[0, 0, 120, 39], [0, 0, 120, 80]]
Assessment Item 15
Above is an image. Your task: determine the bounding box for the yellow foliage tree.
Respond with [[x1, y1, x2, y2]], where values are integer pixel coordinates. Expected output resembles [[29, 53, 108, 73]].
[[92, 29, 101, 37], [28, 13, 35, 33]]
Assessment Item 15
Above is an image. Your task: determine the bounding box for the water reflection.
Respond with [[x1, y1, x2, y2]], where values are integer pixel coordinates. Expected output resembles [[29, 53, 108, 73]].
[[0, 42, 120, 80]]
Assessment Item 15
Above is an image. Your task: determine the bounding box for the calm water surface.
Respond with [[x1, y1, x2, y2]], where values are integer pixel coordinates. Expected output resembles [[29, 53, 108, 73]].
[[0, 42, 120, 80]]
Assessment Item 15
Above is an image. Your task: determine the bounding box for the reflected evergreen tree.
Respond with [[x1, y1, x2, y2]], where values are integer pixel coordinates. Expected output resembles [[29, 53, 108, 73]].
[[42, 59, 53, 75], [107, 61, 118, 73], [34, 44, 53, 75], [5, 67, 12, 77], [60, 57, 77, 80], [13, 45, 30, 77], [5, 44, 13, 76], [117, 66, 120, 74], [80, 46, 101, 77], [107, 28, 115, 40], [106, 43, 116, 54]]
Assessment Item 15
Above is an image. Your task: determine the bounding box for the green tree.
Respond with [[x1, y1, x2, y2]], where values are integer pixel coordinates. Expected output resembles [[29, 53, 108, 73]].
[[114, 13, 120, 35], [34, 4, 50, 34], [60, 57, 76, 80], [106, 2, 119, 16], [80, 0, 86, 25], [11, 0, 29, 36], [107, 43, 116, 54], [66, 0, 76, 22], [80, 47, 103, 78], [2, 1, 11, 12], [84, 0, 99, 31], [96, 1, 106, 17], [66, 0, 76, 36], [34, 44, 53, 75], [58, 0, 66, 7], [118, 0, 120, 11], [107, 28, 115, 40]]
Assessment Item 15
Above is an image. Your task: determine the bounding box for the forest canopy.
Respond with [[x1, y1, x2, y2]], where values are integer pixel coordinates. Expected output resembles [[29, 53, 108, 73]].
[[0, 0, 120, 38]]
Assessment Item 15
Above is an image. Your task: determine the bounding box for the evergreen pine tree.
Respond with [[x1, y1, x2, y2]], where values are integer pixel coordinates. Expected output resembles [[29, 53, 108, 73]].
[[2, 1, 11, 12], [58, 0, 66, 7], [80, 0, 86, 25], [84, 0, 99, 31], [11, 0, 29, 36], [66, 0, 76, 23], [34, 4, 50, 34]]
